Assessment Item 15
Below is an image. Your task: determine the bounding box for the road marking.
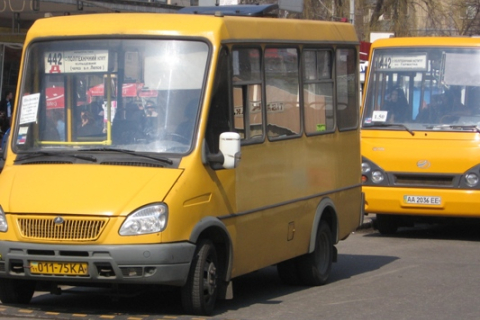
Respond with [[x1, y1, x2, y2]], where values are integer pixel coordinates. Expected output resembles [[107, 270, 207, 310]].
[[19, 309, 33, 314]]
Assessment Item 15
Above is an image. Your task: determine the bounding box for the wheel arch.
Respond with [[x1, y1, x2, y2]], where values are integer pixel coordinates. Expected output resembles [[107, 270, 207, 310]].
[[308, 197, 338, 253], [189, 216, 233, 283]]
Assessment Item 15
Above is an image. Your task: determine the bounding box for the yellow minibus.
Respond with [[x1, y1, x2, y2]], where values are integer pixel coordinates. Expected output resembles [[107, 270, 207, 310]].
[[0, 5, 362, 315], [362, 37, 480, 234]]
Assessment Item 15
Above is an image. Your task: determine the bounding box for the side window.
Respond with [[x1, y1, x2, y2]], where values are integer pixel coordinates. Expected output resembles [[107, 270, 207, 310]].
[[206, 48, 230, 155], [336, 47, 358, 131], [303, 49, 334, 134], [265, 47, 301, 139], [232, 47, 263, 142]]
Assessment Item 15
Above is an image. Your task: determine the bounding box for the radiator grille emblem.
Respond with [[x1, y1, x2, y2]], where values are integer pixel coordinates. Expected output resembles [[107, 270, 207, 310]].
[[417, 160, 431, 169], [53, 217, 64, 225]]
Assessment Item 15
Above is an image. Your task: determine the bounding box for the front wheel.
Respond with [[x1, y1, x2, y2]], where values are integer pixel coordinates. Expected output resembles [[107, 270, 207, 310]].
[[296, 221, 333, 286], [181, 239, 219, 316], [0, 278, 36, 304]]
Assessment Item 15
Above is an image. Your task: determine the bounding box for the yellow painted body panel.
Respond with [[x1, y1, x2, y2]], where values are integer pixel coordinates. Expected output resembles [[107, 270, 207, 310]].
[[370, 36, 480, 49], [231, 130, 362, 276], [362, 130, 480, 173], [0, 164, 182, 244], [26, 13, 358, 44], [362, 130, 480, 216], [0, 165, 182, 215]]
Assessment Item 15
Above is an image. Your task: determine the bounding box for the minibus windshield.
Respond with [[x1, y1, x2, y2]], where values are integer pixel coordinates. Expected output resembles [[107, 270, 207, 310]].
[[13, 39, 208, 154], [362, 47, 480, 132]]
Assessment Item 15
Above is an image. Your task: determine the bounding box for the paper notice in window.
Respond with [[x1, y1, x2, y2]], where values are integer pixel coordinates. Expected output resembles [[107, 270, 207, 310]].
[[19, 93, 41, 125], [372, 110, 388, 122]]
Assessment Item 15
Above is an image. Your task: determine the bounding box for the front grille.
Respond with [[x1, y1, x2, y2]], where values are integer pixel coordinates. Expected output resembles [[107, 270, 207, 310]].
[[393, 174, 455, 187], [17, 216, 109, 241]]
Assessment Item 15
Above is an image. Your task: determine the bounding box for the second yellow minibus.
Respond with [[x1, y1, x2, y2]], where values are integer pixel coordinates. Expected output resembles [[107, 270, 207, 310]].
[[362, 36, 480, 234], [0, 5, 362, 315]]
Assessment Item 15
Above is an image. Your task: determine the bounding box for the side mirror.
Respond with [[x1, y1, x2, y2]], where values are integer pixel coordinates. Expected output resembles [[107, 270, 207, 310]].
[[219, 132, 241, 169], [206, 132, 241, 169]]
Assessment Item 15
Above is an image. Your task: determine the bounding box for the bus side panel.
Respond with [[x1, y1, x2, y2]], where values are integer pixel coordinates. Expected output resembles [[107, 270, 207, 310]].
[[332, 187, 363, 240], [230, 127, 361, 277], [329, 129, 362, 240]]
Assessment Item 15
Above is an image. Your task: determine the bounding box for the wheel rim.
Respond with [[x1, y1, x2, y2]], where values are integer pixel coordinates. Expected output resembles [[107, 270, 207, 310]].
[[203, 258, 217, 300]]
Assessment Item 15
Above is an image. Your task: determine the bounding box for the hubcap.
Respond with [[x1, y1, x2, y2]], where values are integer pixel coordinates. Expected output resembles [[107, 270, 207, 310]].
[[204, 261, 217, 296]]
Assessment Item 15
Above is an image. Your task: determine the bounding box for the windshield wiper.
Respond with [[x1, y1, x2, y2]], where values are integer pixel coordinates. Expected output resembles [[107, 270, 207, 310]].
[[79, 148, 173, 165], [363, 122, 415, 136], [15, 151, 97, 163]]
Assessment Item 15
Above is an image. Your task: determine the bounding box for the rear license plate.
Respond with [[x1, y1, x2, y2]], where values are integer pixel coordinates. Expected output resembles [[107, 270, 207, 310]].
[[29, 261, 89, 275], [403, 195, 441, 205]]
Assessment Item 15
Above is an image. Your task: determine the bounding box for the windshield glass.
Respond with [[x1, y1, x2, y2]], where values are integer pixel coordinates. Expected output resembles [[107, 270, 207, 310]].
[[362, 47, 480, 132], [13, 39, 208, 154]]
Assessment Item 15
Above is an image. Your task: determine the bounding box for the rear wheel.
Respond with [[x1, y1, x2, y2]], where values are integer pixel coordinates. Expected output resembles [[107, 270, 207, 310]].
[[0, 278, 36, 304], [181, 239, 219, 316], [296, 221, 333, 286], [376, 214, 399, 235]]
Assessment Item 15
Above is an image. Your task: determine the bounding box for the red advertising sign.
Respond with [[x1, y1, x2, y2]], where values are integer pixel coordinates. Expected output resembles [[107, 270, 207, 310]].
[[46, 86, 64, 109]]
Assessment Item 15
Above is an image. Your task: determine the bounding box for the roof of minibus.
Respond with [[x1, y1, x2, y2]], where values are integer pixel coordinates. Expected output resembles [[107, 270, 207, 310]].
[[25, 13, 358, 45], [371, 36, 480, 48]]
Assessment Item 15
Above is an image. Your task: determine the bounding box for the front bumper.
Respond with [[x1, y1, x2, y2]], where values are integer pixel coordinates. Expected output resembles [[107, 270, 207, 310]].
[[0, 241, 196, 287], [363, 186, 480, 218]]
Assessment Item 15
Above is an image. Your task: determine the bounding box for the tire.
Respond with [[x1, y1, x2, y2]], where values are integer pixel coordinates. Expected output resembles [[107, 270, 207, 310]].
[[0, 278, 36, 304], [181, 239, 219, 316], [296, 221, 333, 286], [376, 214, 398, 235], [277, 259, 302, 285]]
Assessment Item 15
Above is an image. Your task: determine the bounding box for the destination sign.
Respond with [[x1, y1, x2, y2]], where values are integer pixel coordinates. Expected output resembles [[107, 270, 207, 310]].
[[375, 53, 427, 71], [45, 50, 109, 73]]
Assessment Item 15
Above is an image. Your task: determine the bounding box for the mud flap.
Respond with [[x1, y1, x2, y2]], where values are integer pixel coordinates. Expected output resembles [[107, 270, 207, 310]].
[[218, 280, 233, 300]]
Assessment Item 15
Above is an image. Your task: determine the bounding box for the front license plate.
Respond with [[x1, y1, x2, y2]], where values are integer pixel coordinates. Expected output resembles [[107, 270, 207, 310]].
[[29, 261, 89, 275], [404, 195, 441, 205]]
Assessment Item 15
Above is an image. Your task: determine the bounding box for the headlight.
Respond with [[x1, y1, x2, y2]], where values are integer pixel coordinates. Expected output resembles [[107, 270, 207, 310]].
[[361, 162, 371, 174], [0, 206, 7, 232], [465, 173, 479, 187], [119, 204, 168, 236], [362, 162, 372, 174], [371, 170, 384, 183]]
